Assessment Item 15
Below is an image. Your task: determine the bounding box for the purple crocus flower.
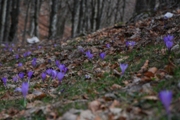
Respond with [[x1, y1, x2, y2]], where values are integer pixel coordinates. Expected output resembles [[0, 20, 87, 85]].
[[100, 52, 106, 60], [163, 35, 174, 43], [2, 77, 7, 86], [58, 64, 67, 73], [46, 68, 52, 76], [51, 70, 57, 79], [57, 72, 65, 83], [165, 40, 173, 50], [23, 52, 28, 57], [85, 50, 93, 59], [15, 54, 19, 59], [41, 72, 46, 82], [163, 35, 174, 50], [18, 72, 24, 79], [106, 44, 110, 48], [21, 82, 29, 99], [27, 51, 31, 56], [13, 75, 19, 82], [32, 58, 37, 67], [120, 63, 128, 75], [126, 41, 136, 47], [55, 60, 60, 67], [28, 71, 33, 80], [159, 90, 172, 115], [18, 63, 23, 67]]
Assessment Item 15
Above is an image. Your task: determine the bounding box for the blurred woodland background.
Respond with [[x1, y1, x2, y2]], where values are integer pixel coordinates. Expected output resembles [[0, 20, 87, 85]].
[[0, 0, 179, 44]]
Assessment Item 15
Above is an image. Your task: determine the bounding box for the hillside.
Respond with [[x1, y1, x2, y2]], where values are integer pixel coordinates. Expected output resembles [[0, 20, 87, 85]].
[[0, 7, 180, 120]]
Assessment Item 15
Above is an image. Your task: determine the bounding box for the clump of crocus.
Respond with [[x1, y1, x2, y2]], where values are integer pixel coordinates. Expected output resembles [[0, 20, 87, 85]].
[[2, 77, 7, 87], [163, 35, 174, 51], [126, 41, 136, 47], [85, 50, 93, 60], [41, 72, 46, 82], [18, 72, 24, 80], [120, 63, 128, 76], [57, 72, 65, 84], [15, 82, 29, 107], [159, 90, 172, 116], [58, 64, 68, 73], [100, 52, 106, 60]]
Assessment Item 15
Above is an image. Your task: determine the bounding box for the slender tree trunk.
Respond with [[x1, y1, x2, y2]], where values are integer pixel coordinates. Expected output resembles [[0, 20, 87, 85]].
[[71, 0, 80, 37], [3, 0, 11, 42], [29, 0, 39, 37], [22, 0, 31, 44], [0, 0, 7, 43], [49, 0, 58, 39], [8, 0, 20, 42]]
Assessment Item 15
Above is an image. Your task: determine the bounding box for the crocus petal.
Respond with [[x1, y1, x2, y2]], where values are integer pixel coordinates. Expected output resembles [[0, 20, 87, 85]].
[[120, 63, 128, 75], [85, 50, 93, 59], [14, 87, 22, 92], [57, 72, 65, 81], [100, 52, 106, 59], [159, 90, 172, 114], [21, 82, 29, 98]]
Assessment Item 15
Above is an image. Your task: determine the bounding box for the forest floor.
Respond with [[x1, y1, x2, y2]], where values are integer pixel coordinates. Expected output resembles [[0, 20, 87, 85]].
[[0, 8, 180, 120]]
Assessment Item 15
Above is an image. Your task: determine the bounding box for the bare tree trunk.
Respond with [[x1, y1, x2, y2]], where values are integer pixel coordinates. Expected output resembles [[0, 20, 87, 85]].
[[0, 0, 7, 43], [8, 0, 20, 42], [49, 0, 58, 39], [29, 0, 40, 37], [3, 0, 11, 42], [22, 0, 31, 44], [71, 0, 80, 37]]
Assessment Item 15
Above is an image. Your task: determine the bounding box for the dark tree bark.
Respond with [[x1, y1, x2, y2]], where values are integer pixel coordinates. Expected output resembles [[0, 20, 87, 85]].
[[22, 0, 31, 44], [29, 0, 40, 37], [49, 0, 58, 39], [0, 0, 7, 42], [8, 0, 20, 42], [3, 0, 11, 42]]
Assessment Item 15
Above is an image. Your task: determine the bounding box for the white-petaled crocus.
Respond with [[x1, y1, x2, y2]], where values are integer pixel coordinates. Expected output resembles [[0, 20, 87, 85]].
[[18, 72, 24, 80], [85, 50, 93, 60], [100, 52, 106, 60], [57, 72, 65, 83], [41, 72, 46, 82], [2, 77, 7, 86], [159, 90, 172, 115], [126, 41, 136, 47], [120, 63, 128, 75], [28, 71, 33, 80]]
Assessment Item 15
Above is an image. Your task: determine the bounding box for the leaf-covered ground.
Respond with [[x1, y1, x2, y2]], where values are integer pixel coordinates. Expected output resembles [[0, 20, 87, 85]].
[[1, 8, 180, 120]]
